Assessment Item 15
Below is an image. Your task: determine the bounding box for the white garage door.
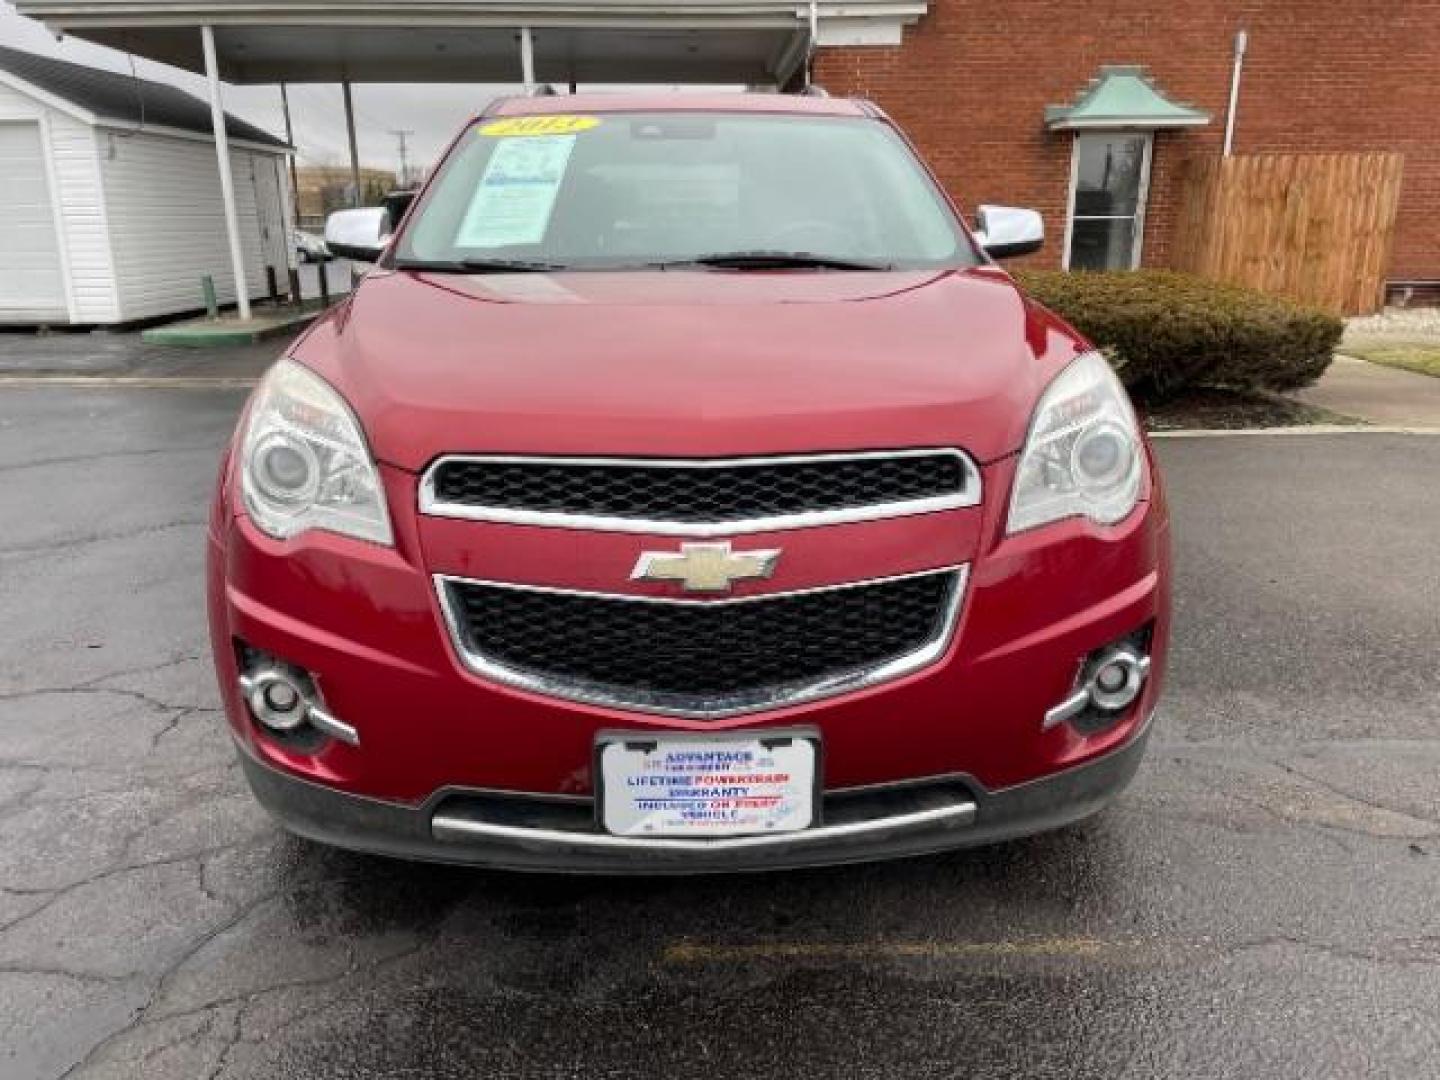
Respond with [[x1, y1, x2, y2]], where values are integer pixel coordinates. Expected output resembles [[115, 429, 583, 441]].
[[0, 122, 67, 321]]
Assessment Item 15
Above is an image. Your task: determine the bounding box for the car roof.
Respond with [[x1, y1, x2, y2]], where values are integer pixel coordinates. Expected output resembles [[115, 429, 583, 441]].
[[487, 91, 875, 120]]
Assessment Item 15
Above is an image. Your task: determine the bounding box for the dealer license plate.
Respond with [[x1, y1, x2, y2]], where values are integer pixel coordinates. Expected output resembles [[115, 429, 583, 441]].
[[598, 736, 817, 838]]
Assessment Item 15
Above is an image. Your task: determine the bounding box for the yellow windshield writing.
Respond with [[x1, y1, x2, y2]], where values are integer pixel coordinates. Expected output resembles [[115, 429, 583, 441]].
[[478, 116, 600, 137]]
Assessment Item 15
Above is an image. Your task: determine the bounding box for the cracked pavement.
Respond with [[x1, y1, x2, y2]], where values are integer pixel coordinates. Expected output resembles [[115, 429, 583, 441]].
[[1, 385, 1437, 1078]]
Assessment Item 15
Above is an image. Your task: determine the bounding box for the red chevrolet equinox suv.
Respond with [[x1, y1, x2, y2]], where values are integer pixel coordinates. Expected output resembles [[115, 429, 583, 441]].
[[208, 93, 1170, 872]]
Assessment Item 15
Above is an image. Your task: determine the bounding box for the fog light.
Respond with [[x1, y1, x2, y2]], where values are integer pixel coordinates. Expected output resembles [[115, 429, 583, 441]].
[[242, 665, 310, 732], [237, 658, 359, 746], [1095, 664, 1128, 693], [262, 679, 301, 714], [1043, 642, 1152, 731], [1087, 647, 1149, 712]]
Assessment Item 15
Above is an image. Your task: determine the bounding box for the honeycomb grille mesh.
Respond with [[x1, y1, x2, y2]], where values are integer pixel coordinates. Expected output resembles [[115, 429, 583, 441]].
[[443, 571, 959, 715], [428, 453, 967, 524]]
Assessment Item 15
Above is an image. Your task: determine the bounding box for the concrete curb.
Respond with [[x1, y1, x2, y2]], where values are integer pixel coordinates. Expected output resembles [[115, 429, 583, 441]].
[[1151, 424, 1440, 438], [139, 310, 318, 347]]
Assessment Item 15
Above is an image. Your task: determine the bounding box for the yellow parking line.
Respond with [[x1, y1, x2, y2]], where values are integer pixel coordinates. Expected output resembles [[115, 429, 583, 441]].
[[663, 937, 1119, 964]]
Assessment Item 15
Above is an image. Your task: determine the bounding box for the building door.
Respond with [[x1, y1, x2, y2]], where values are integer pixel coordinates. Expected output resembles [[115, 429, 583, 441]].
[[0, 121, 67, 321], [250, 154, 288, 283], [1064, 131, 1152, 270]]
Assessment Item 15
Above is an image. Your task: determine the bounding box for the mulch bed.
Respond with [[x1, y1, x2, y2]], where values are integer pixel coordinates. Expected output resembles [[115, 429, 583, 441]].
[[1138, 388, 1359, 431]]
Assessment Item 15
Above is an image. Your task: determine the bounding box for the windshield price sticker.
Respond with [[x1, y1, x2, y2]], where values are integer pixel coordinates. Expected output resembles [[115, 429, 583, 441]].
[[478, 115, 600, 138], [455, 133, 578, 248], [600, 738, 816, 837]]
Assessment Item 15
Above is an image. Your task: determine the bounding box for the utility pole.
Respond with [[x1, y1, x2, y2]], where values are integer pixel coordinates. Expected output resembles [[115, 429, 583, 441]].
[[342, 81, 361, 207], [390, 129, 414, 188], [279, 83, 300, 226], [278, 82, 302, 303]]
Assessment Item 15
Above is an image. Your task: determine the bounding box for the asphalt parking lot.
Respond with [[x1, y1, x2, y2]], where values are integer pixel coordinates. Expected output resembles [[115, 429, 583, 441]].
[[1, 386, 1437, 1079]]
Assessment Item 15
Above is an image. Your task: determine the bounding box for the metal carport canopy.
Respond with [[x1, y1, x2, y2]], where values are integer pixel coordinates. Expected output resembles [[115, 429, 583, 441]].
[[12, 1, 929, 85]]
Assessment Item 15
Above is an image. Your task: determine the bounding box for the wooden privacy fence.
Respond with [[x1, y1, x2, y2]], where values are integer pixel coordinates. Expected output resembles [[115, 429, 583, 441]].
[[1171, 152, 1404, 315]]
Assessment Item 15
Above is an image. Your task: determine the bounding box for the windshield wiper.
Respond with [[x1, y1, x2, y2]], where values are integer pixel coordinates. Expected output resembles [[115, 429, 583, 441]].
[[395, 257, 567, 274], [656, 251, 892, 272]]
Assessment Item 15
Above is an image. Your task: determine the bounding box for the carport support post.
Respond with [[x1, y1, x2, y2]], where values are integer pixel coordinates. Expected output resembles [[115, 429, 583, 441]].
[[520, 27, 536, 91], [342, 81, 362, 207], [201, 25, 251, 321]]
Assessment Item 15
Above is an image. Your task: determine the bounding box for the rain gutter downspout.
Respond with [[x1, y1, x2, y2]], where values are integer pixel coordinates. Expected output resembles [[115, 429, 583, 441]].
[[1223, 28, 1247, 156]]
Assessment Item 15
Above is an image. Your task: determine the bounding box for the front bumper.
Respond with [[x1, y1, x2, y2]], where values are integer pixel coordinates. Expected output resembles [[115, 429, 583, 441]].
[[237, 711, 1153, 873], [210, 445, 1170, 869]]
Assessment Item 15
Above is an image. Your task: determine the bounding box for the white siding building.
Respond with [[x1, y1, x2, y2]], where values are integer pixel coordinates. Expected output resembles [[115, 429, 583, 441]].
[[0, 45, 291, 325]]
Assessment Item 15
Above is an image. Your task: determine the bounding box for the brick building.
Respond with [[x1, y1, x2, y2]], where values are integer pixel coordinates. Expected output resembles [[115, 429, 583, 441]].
[[814, 0, 1440, 287]]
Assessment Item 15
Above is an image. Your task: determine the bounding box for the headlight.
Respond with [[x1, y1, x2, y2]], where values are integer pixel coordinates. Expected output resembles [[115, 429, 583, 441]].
[[240, 360, 393, 546], [1006, 350, 1143, 535]]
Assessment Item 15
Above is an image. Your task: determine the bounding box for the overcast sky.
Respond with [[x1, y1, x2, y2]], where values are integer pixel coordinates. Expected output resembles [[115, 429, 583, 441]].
[[0, 2, 519, 176]]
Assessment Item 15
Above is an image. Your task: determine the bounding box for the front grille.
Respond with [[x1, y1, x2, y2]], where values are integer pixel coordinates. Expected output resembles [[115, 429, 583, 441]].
[[421, 451, 977, 535], [438, 568, 965, 718]]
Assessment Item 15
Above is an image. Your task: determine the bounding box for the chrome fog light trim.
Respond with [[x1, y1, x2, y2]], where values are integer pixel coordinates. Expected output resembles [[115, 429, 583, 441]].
[[1043, 686, 1092, 731], [1089, 648, 1151, 712], [240, 666, 308, 732], [1043, 646, 1152, 731], [302, 702, 360, 746], [238, 664, 359, 746]]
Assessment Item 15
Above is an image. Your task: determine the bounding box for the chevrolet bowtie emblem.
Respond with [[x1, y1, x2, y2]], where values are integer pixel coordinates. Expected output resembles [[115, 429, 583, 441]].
[[631, 541, 782, 594]]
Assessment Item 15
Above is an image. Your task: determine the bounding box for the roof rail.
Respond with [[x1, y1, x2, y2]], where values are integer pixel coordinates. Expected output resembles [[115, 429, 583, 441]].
[[798, 84, 829, 97]]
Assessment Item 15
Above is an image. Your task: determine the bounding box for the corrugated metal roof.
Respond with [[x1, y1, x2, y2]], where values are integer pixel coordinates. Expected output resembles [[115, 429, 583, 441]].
[[0, 45, 288, 148]]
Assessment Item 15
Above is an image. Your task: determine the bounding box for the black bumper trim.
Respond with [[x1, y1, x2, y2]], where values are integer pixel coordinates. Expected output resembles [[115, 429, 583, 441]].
[[236, 719, 1153, 874]]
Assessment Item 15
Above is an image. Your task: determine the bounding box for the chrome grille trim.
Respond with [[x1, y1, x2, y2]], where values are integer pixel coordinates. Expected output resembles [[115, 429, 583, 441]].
[[434, 566, 968, 719], [418, 449, 981, 536]]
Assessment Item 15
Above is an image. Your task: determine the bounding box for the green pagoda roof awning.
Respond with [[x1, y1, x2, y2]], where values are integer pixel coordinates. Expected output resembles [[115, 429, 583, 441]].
[[1046, 65, 1210, 130]]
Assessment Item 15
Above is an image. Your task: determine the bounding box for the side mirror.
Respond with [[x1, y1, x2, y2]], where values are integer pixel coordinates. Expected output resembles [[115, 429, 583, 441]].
[[324, 207, 392, 263], [974, 205, 1044, 259]]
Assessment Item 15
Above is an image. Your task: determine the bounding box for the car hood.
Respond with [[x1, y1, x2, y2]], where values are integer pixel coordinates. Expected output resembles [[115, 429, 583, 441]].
[[292, 266, 1085, 473]]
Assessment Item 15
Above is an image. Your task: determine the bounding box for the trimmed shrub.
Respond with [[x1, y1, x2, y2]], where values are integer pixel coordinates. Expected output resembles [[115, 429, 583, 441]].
[[1013, 270, 1342, 400]]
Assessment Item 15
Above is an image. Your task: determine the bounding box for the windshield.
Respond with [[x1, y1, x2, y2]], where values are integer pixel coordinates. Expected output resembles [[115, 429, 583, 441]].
[[396, 111, 976, 271]]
